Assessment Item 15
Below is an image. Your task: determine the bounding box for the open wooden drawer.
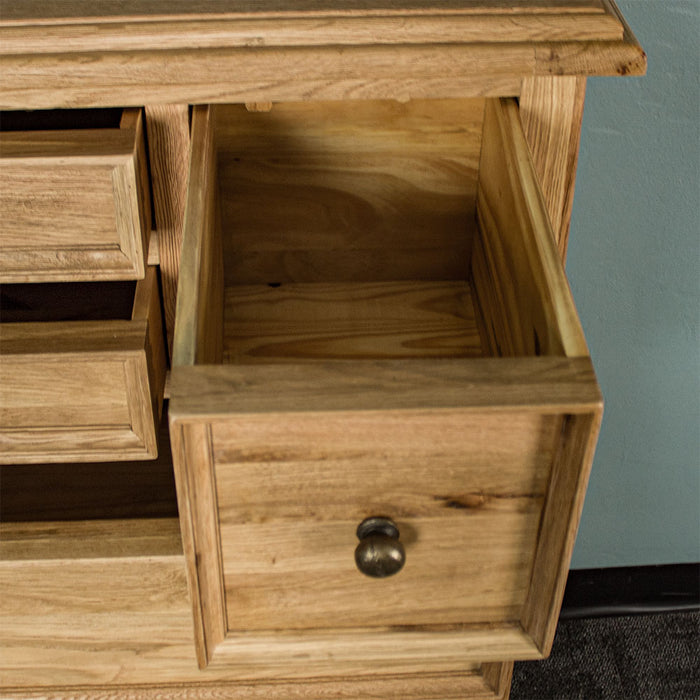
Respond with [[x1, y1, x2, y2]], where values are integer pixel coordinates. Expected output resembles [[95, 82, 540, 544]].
[[0, 108, 150, 283], [169, 97, 603, 670], [0, 266, 166, 463]]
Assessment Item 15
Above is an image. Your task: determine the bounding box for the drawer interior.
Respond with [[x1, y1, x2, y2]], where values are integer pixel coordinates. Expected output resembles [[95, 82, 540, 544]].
[[179, 97, 586, 367], [0, 280, 137, 323], [0, 268, 167, 465], [0, 107, 125, 132], [0, 409, 177, 522], [217, 99, 481, 363]]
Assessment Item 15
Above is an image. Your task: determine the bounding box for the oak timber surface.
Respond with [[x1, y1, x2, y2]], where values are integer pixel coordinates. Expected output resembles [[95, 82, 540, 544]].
[[0, 1, 645, 109], [0, 110, 150, 282], [213, 410, 559, 631], [472, 98, 588, 358], [0, 268, 165, 463], [0, 1, 611, 21], [0, 517, 511, 691], [224, 281, 483, 363], [217, 99, 481, 285]]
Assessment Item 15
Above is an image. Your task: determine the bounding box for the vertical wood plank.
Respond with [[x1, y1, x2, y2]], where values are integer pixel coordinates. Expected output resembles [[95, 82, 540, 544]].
[[144, 104, 190, 358], [473, 98, 589, 359], [482, 660, 514, 697], [520, 76, 587, 261], [169, 421, 227, 668], [520, 408, 603, 655], [171, 104, 223, 369]]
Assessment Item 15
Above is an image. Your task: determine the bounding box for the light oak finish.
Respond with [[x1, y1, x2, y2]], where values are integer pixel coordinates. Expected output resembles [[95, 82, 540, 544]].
[[0, 1, 645, 109], [169, 97, 602, 669], [0, 1, 625, 52], [0, 109, 150, 283], [223, 281, 483, 363], [171, 357, 603, 420], [483, 661, 515, 697], [520, 76, 587, 259], [212, 410, 557, 632], [144, 104, 190, 356], [472, 98, 588, 358], [216, 99, 481, 285], [172, 105, 223, 369], [0, 3, 646, 696], [0, 267, 166, 463], [0, 517, 508, 697], [2, 675, 510, 700]]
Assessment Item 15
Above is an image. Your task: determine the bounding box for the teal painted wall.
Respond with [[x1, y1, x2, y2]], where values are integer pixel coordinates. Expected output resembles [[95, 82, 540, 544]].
[[568, 1, 700, 568]]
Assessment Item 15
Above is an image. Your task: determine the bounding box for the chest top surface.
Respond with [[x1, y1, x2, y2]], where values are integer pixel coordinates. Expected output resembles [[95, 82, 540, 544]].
[[0, 0, 645, 109]]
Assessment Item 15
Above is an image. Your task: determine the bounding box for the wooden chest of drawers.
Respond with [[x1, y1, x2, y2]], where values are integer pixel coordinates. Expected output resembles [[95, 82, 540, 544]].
[[0, 2, 645, 698]]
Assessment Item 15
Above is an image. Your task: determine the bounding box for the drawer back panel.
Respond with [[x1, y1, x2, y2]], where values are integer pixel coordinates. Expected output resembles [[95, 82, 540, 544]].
[[215, 99, 483, 285]]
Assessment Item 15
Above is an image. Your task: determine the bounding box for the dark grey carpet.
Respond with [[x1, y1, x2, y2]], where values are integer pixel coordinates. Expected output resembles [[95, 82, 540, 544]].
[[511, 611, 700, 699]]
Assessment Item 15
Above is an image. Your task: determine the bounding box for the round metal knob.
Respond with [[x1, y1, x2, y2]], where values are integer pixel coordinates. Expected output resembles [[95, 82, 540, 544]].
[[354, 516, 406, 578]]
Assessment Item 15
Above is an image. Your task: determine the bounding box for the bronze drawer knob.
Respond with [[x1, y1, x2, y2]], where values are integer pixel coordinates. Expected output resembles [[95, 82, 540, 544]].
[[354, 516, 406, 578]]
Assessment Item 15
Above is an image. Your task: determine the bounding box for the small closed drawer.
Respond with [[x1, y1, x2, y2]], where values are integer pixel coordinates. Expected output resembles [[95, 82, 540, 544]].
[[0, 266, 166, 464], [0, 515, 511, 698], [0, 108, 150, 283], [169, 98, 603, 672]]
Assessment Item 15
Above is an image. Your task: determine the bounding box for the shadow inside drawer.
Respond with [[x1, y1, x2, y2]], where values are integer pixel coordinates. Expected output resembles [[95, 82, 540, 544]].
[[0, 403, 178, 522], [0, 108, 124, 132], [0, 280, 136, 323]]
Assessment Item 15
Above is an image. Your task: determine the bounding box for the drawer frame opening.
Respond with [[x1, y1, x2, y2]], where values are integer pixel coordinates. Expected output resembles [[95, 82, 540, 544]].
[[170, 97, 602, 670], [0, 267, 167, 464]]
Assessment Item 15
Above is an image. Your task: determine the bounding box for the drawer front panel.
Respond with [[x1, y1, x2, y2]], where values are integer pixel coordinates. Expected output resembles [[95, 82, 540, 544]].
[[0, 357, 131, 428], [0, 519, 511, 695], [213, 410, 560, 631], [0, 109, 150, 283]]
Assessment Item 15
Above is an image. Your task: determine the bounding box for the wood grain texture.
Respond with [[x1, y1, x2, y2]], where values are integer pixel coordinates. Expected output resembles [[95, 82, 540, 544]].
[[0, 268, 165, 463], [0, 0, 644, 110], [213, 410, 560, 631], [472, 97, 589, 358], [0, 517, 510, 692], [1, 670, 505, 700], [216, 99, 481, 285], [520, 75, 587, 260], [209, 625, 541, 673], [0, 109, 150, 283], [172, 105, 223, 369], [0, 0, 611, 23], [169, 422, 227, 668], [223, 281, 483, 363], [0, 15, 622, 54], [170, 357, 602, 420], [169, 356, 600, 663], [0, 519, 183, 561], [521, 408, 603, 655], [0, 43, 643, 111], [145, 104, 190, 357], [482, 660, 515, 696]]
